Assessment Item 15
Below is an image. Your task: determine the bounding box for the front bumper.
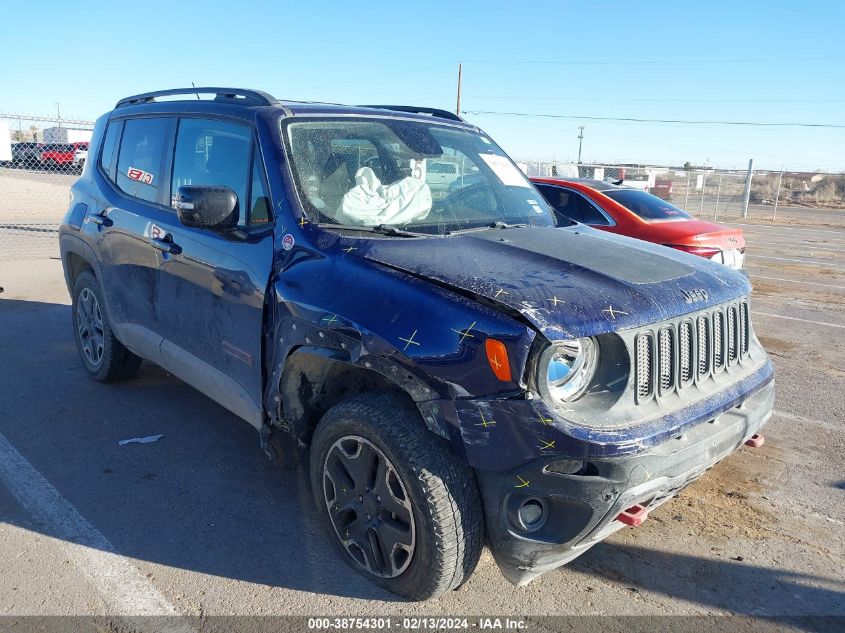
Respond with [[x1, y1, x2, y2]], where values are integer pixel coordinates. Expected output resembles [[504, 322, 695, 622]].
[[474, 377, 775, 585]]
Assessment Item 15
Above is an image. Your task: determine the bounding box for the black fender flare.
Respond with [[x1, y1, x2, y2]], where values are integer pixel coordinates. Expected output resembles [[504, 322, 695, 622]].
[[59, 233, 116, 323], [263, 316, 454, 446]]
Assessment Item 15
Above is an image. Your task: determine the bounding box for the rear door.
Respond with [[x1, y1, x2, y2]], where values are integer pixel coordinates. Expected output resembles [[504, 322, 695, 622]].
[[93, 116, 176, 363], [150, 116, 274, 427]]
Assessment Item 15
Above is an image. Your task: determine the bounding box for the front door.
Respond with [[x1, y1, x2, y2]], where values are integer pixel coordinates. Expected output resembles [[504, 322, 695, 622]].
[[151, 117, 275, 427]]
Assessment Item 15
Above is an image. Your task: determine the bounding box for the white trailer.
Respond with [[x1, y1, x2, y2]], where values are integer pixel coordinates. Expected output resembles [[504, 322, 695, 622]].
[[0, 121, 11, 162]]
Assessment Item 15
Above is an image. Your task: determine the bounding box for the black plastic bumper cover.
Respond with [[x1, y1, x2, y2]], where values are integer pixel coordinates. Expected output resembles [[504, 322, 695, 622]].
[[476, 378, 775, 586]]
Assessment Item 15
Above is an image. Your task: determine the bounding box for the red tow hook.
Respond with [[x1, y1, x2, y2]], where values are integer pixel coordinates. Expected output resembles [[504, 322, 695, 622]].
[[744, 433, 765, 448], [617, 504, 649, 527]]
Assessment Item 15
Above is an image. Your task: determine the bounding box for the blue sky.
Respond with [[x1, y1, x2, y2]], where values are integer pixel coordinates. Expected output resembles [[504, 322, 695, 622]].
[[2, 0, 843, 170]]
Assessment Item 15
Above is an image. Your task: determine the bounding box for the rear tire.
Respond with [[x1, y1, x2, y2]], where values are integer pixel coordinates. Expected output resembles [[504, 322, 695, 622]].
[[310, 392, 483, 600], [71, 270, 141, 382]]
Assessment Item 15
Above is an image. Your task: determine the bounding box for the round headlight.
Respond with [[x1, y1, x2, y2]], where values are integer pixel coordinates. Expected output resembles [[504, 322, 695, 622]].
[[539, 338, 599, 402]]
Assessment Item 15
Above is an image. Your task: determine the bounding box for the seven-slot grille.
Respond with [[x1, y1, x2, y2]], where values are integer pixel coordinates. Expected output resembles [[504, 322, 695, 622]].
[[635, 300, 751, 403]]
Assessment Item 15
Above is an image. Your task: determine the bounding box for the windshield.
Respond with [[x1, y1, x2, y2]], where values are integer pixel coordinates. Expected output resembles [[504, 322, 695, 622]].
[[283, 117, 555, 235], [604, 188, 693, 221]]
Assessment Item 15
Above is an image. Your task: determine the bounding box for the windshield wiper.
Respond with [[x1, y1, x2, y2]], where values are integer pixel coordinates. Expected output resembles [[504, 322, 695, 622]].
[[316, 223, 427, 237], [447, 221, 531, 235]]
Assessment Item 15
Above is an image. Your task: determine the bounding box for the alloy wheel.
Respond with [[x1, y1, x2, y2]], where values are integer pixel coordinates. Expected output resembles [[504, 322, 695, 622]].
[[76, 287, 105, 367], [322, 435, 416, 578]]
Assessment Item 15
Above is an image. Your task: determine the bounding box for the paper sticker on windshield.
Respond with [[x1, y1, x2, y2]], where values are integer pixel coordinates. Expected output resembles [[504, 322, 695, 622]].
[[479, 154, 530, 188], [127, 167, 154, 185]]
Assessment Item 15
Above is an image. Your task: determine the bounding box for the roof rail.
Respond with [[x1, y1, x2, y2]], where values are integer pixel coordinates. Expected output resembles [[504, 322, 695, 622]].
[[359, 105, 466, 123], [115, 87, 278, 108]]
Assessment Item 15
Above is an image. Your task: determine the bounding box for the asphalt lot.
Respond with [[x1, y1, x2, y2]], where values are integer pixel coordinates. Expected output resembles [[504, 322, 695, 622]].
[[0, 216, 844, 620]]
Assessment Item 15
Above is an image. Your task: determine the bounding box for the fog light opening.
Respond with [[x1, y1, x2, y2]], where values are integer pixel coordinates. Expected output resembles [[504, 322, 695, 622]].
[[519, 499, 545, 529]]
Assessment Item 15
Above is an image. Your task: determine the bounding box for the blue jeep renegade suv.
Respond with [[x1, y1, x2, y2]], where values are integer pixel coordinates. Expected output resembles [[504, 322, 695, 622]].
[[59, 87, 774, 600]]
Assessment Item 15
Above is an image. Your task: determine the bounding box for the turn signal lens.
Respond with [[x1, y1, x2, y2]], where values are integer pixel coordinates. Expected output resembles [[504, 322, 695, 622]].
[[485, 338, 512, 382]]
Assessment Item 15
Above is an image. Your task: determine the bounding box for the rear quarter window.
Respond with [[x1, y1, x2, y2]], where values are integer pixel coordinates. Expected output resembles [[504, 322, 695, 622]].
[[99, 121, 123, 179]]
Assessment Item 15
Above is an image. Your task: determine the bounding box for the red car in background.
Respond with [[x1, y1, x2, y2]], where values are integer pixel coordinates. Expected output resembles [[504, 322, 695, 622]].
[[531, 177, 746, 270], [40, 141, 89, 168]]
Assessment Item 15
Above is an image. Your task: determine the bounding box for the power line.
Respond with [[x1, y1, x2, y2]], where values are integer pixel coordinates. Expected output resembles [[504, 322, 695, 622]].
[[463, 55, 845, 66], [466, 95, 845, 104], [463, 110, 845, 129]]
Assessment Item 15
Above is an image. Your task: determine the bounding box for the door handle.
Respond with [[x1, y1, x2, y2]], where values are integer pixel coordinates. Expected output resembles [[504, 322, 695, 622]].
[[89, 211, 112, 227], [150, 238, 181, 254]]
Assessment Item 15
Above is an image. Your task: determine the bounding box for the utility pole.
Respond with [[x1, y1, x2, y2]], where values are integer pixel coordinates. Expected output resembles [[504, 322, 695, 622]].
[[55, 102, 61, 128], [772, 164, 784, 221], [741, 158, 754, 219], [576, 126, 584, 164], [699, 159, 709, 216], [455, 62, 462, 116]]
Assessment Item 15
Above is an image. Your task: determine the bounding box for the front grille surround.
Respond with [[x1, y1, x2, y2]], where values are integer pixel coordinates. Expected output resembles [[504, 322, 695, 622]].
[[634, 299, 752, 404]]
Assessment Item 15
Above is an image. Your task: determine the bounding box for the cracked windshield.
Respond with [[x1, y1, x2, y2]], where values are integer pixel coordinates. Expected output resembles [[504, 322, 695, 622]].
[[284, 118, 556, 234]]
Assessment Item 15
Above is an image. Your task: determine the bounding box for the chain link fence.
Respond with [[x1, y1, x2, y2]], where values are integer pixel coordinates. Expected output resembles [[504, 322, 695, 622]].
[[0, 113, 94, 261], [2, 111, 844, 263], [518, 160, 845, 225]]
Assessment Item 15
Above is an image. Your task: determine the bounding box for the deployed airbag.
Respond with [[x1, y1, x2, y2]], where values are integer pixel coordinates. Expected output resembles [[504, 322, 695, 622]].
[[340, 167, 432, 226]]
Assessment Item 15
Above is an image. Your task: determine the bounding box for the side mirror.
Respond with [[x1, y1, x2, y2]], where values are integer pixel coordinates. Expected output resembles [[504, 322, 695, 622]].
[[174, 185, 238, 229]]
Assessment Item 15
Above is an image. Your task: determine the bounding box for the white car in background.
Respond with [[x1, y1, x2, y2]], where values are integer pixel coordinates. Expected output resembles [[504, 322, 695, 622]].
[[73, 148, 88, 171], [425, 160, 460, 199]]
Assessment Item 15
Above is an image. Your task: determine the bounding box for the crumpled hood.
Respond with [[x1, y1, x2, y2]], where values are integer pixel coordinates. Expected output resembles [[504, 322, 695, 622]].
[[359, 226, 751, 340]]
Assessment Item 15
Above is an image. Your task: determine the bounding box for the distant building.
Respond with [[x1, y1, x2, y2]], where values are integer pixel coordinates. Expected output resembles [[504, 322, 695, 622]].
[[42, 126, 92, 144]]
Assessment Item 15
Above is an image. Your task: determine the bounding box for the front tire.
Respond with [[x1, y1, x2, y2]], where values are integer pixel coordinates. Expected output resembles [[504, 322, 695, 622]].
[[310, 392, 484, 600], [72, 271, 141, 382]]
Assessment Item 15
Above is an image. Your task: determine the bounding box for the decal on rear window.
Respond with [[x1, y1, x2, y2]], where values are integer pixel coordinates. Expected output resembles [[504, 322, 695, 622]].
[[127, 167, 154, 185]]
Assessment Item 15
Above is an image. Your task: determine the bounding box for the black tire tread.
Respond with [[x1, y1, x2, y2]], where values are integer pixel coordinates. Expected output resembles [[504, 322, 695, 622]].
[[73, 271, 142, 382], [311, 392, 484, 601]]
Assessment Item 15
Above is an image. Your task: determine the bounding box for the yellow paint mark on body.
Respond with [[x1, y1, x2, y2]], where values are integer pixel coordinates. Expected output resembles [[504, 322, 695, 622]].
[[476, 410, 496, 428], [451, 321, 477, 344], [603, 305, 629, 320]]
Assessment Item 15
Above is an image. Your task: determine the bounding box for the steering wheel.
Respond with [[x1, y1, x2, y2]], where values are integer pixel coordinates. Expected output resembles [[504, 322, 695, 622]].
[[433, 181, 489, 219]]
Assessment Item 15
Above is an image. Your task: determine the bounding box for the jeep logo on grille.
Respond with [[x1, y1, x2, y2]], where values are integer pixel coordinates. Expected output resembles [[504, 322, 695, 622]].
[[682, 288, 709, 304]]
